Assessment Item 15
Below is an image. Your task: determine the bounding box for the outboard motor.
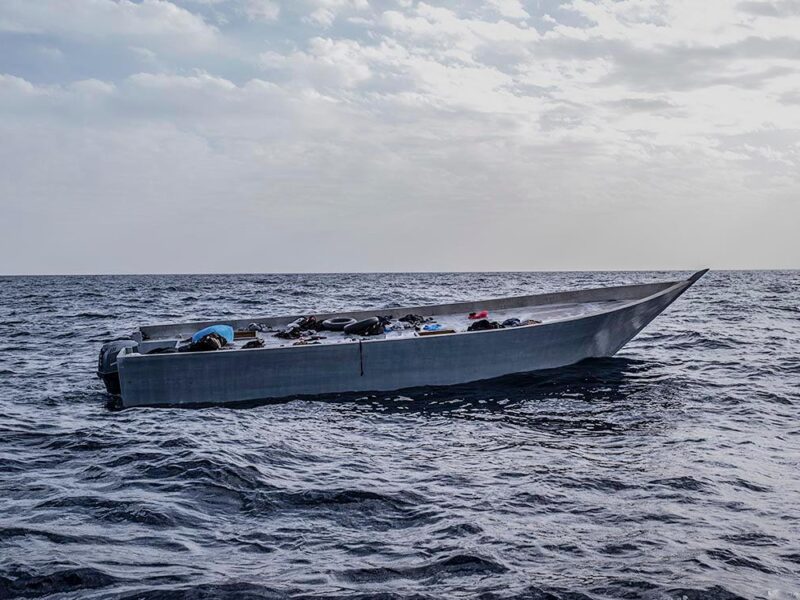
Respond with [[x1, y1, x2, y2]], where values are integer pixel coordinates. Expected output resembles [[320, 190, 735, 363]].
[[97, 340, 138, 395]]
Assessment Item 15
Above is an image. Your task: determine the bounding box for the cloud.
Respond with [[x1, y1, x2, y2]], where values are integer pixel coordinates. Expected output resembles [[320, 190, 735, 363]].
[[572, 36, 800, 92], [1, 0, 800, 272], [304, 0, 370, 27], [780, 89, 800, 104], [242, 0, 280, 22], [239, 0, 281, 21], [0, 0, 218, 51], [260, 37, 374, 89], [738, 0, 800, 17], [486, 0, 530, 20]]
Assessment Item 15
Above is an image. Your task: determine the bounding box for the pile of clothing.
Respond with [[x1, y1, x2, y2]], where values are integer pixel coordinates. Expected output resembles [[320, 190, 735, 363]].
[[399, 314, 432, 327], [241, 338, 265, 349], [165, 324, 237, 353], [181, 332, 229, 351], [275, 316, 325, 340], [467, 315, 541, 332]]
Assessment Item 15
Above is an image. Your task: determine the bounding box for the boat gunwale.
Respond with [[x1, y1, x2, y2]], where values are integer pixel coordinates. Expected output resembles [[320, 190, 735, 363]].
[[121, 273, 704, 363]]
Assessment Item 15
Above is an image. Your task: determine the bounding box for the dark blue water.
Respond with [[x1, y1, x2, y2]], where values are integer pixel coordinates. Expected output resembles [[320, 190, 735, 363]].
[[1, 271, 799, 599]]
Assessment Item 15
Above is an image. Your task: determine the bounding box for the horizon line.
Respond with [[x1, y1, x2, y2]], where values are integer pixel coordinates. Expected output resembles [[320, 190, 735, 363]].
[[2, 267, 798, 277]]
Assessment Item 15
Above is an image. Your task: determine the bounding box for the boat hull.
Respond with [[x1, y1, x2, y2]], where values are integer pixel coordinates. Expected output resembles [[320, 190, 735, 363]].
[[116, 275, 702, 408]]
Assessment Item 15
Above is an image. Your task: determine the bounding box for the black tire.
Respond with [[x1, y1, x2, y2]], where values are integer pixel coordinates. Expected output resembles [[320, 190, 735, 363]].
[[322, 317, 358, 331], [343, 317, 380, 335]]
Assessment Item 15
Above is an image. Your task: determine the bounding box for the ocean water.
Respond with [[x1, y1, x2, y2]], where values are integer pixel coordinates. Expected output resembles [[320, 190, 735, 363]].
[[0, 270, 799, 600]]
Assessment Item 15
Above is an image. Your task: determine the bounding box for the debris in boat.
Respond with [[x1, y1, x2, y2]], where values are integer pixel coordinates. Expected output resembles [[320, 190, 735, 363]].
[[343, 317, 377, 335], [322, 317, 357, 331], [418, 328, 456, 336], [344, 317, 388, 336], [293, 338, 324, 346], [387, 315, 417, 331], [275, 316, 324, 339], [242, 338, 265, 349], [248, 322, 272, 332], [146, 346, 178, 355], [303, 316, 324, 331], [468, 310, 489, 320], [137, 338, 180, 354], [192, 324, 234, 344], [502, 318, 521, 328], [522, 319, 542, 326], [181, 332, 229, 352], [422, 323, 443, 331], [275, 325, 301, 340], [468, 319, 500, 331], [399, 314, 430, 326]]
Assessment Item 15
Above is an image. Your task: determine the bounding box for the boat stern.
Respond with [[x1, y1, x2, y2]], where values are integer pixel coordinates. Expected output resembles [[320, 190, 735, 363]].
[[97, 340, 138, 395]]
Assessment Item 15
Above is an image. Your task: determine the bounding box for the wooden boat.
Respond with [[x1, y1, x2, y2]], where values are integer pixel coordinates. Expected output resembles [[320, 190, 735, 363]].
[[99, 270, 708, 408]]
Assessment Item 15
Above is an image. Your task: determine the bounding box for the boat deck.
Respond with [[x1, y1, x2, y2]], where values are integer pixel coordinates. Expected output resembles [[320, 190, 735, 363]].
[[139, 298, 629, 353]]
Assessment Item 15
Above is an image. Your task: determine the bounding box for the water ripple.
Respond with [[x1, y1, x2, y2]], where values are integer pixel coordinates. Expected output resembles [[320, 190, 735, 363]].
[[1, 271, 799, 598]]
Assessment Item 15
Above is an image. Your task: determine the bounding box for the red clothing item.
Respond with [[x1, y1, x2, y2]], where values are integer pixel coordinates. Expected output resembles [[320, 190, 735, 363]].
[[468, 310, 489, 320]]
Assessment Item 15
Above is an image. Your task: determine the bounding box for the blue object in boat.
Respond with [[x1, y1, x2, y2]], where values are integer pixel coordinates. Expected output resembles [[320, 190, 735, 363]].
[[422, 323, 442, 331], [191, 324, 234, 344]]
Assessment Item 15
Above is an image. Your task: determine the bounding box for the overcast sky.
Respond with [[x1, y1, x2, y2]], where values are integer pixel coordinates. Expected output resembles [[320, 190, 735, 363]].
[[1, 0, 798, 274]]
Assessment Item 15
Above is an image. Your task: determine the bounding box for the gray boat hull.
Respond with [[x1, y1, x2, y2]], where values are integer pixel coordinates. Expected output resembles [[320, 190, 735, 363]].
[[116, 271, 706, 408]]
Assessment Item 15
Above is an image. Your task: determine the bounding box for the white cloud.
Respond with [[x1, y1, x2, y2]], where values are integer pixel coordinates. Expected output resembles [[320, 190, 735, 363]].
[[486, 0, 530, 20], [243, 0, 280, 22], [0, 0, 218, 51], [304, 0, 370, 27], [260, 37, 376, 89]]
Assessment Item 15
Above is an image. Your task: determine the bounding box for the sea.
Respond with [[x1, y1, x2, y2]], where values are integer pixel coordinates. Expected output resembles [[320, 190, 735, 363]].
[[0, 271, 798, 599]]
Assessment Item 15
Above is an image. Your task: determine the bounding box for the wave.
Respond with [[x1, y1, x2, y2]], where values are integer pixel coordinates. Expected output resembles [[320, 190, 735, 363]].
[[340, 553, 508, 583], [0, 568, 119, 599]]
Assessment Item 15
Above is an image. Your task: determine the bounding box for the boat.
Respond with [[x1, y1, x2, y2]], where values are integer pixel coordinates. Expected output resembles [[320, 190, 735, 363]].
[[98, 270, 708, 408]]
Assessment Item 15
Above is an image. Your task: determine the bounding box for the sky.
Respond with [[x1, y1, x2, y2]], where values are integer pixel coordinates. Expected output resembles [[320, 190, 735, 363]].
[[0, 0, 798, 274]]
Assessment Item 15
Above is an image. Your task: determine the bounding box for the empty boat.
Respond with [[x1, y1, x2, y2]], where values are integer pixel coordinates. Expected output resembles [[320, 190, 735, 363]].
[[98, 270, 708, 408]]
